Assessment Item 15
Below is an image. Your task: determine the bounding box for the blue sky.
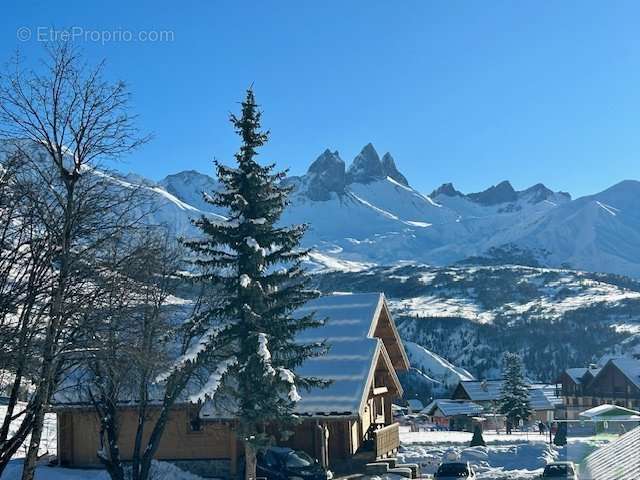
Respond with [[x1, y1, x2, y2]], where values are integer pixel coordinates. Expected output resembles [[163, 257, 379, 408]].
[[2, 1, 640, 198]]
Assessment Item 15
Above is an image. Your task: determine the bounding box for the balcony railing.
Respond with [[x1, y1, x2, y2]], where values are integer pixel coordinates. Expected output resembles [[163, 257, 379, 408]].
[[373, 422, 400, 459]]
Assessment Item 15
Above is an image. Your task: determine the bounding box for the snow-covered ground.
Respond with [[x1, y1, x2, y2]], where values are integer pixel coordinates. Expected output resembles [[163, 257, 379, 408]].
[[398, 428, 613, 479], [0, 460, 205, 480], [0, 404, 57, 459]]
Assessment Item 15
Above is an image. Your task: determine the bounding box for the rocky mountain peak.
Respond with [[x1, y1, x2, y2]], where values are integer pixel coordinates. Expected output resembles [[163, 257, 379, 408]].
[[346, 143, 384, 184], [430, 182, 464, 198], [305, 149, 346, 201], [468, 180, 517, 206], [381, 152, 409, 186], [519, 183, 555, 203]]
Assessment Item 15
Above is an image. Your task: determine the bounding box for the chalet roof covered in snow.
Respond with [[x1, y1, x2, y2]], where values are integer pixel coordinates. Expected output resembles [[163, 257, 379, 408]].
[[292, 292, 406, 416], [584, 425, 640, 479], [454, 380, 556, 411], [531, 383, 563, 407], [423, 399, 484, 417], [579, 404, 640, 421], [609, 358, 640, 390], [564, 366, 601, 384], [53, 292, 408, 419]]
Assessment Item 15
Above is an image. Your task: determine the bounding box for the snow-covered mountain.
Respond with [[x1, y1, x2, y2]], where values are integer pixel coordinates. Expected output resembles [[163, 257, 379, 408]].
[[7, 140, 640, 278], [314, 263, 640, 381], [124, 142, 640, 279]]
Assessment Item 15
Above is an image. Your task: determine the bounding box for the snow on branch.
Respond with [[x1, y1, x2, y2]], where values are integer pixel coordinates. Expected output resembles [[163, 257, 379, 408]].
[[155, 324, 227, 383], [245, 237, 266, 257], [278, 367, 301, 403], [189, 357, 237, 403], [257, 333, 276, 377]]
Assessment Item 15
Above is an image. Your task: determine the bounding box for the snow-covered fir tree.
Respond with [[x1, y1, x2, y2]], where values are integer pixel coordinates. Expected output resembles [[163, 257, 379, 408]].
[[184, 88, 327, 477], [498, 352, 532, 426]]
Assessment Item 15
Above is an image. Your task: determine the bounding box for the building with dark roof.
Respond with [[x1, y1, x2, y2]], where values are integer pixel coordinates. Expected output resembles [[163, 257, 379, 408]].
[[558, 359, 640, 420]]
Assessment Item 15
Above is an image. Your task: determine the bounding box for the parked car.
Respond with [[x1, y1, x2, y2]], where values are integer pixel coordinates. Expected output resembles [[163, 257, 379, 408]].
[[542, 461, 578, 479], [255, 446, 332, 480], [434, 461, 477, 479]]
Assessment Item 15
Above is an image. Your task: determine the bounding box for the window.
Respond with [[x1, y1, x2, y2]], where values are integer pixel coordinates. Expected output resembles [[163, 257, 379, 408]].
[[187, 405, 203, 433]]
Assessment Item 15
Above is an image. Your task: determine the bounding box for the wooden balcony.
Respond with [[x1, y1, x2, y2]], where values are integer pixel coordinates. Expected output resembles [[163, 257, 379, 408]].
[[373, 422, 400, 459]]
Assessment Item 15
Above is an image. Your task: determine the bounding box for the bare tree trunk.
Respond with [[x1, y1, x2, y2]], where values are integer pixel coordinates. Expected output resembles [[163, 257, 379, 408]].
[[22, 186, 73, 480], [137, 375, 190, 480], [97, 401, 126, 480], [131, 385, 148, 480], [0, 358, 25, 445], [20, 407, 45, 479]]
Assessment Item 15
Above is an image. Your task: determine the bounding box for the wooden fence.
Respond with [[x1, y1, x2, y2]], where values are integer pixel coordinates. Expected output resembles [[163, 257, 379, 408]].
[[373, 422, 400, 459]]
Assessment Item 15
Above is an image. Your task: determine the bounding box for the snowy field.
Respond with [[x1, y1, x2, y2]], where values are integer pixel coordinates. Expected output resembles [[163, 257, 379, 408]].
[[398, 428, 613, 479]]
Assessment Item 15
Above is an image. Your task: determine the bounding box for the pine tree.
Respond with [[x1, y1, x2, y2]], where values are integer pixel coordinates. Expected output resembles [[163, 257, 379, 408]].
[[553, 422, 567, 446], [498, 352, 532, 429], [184, 88, 326, 479], [470, 424, 486, 447]]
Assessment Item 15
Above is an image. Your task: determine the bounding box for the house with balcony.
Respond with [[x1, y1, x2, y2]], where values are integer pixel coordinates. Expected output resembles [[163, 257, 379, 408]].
[[52, 293, 409, 478], [558, 358, 640, 420]]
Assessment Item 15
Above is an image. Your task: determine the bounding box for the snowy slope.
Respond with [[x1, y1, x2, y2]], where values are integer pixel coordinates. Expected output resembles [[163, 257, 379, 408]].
[[404, 341, 474, 390], [496, 180, 640, 278]]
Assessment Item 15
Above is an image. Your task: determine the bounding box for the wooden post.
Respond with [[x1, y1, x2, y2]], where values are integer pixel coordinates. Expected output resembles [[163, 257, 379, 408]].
[[244, 441, 257, 480], [229, 423, 237, 477], [316, 422, 329, 468]]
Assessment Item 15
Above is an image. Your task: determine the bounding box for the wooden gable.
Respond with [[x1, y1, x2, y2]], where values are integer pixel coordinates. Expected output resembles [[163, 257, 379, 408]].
[[369, 295, 410, 372], [590, 360, 640, 398]]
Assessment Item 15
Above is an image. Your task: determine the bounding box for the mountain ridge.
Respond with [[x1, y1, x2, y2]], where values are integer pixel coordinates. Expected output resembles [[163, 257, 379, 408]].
[[147, 143, 640, 278]]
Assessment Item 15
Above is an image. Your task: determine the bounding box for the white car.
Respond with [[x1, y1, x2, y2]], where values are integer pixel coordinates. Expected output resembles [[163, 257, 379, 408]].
[[542, 461, 578, 479], [434, 461, 476, 479]]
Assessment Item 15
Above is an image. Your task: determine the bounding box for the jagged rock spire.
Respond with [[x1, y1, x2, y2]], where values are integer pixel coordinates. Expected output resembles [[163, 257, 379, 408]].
[[381, 152, 409, 186], [305, 149, 346, 201], [346, 143, 385, 184]]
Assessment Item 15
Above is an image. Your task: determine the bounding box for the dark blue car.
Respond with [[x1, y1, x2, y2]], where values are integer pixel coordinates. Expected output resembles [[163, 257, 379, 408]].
[[255, 447, 332, 480]]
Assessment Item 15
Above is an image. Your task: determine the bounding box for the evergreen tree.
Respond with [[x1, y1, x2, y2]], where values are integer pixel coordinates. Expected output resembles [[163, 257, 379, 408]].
[[553, 422, 568, 446], [184, 88, 326, 479], [498, 352, 532, 428], [470, 424, 486, 447]]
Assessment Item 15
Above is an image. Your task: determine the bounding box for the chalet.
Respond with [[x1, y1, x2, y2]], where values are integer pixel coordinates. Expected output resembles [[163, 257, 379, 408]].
[[451, 380, 558, 424], [52, 293, 409, 478], [421, 399, 484, 431], [558, 358, 640, 420]]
